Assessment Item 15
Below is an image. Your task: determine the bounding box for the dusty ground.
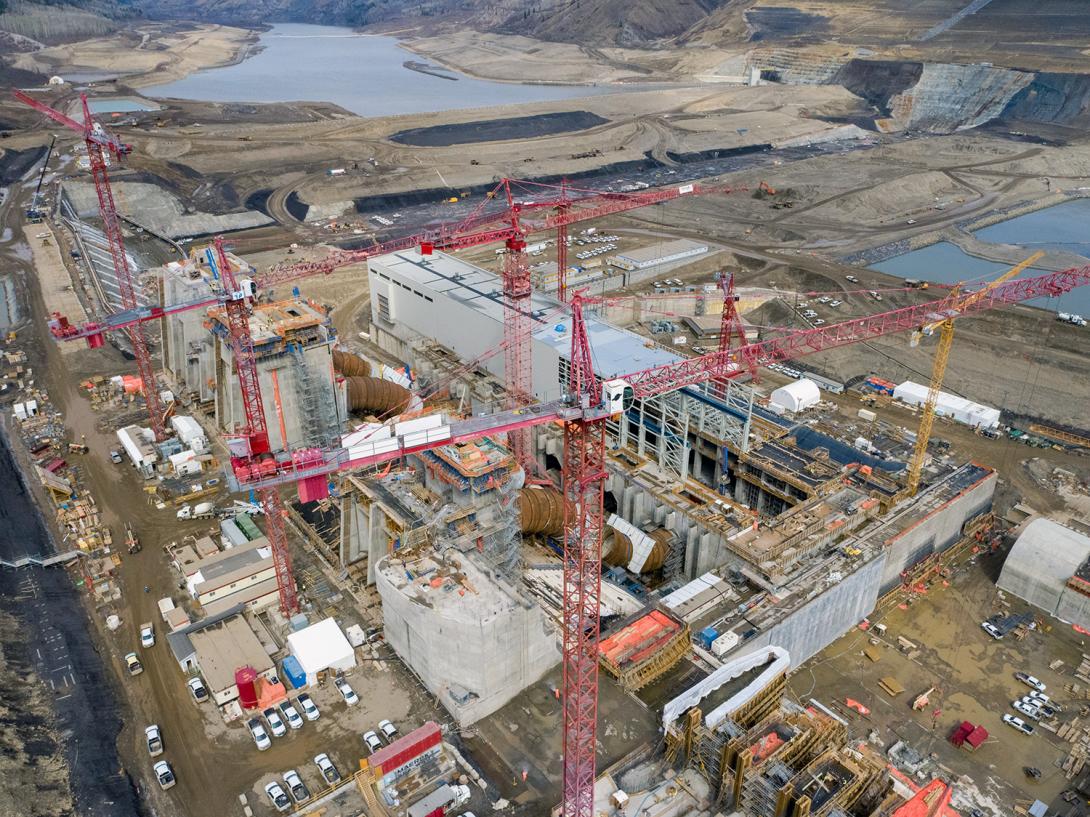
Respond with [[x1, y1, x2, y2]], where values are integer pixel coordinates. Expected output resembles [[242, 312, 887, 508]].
[[0, 608, 74, 817], [791, 549, 1090, 817], [11, 22, 256, 87]]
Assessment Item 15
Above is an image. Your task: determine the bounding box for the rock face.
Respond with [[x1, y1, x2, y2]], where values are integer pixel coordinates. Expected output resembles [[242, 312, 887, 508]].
[[887, 62, 1034, 132], [747, 49, 1090, 135], [999, 72, 1090, 129]]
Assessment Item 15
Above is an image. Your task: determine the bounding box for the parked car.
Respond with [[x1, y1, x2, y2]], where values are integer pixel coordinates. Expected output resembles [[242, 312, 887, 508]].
[[845, 275, 859, 283], [248, 718, 271, 751], [314, 753, 340, 784], [187, 676, 209, 703], [283, 769, 311, 803], [153, 760, 176, 790], [264, 707, 287, 737], [1027, 690, 1053, 707], [828, 300, 842, 307], [1016, 672, 1046, 692], [140, 622, 155, 648], [297, 693, 320, 721], [279, 701, 304, 730], [1013, 699, 1041, 720], [124, 652, 143, 676], [1003, 714, 1034, 735], [378, 719, 399, 742], [265, 781, 291, 812], [145, 725, 163, 757], [363, 730, 383, 753], [981, 621, 1003, 639], [335, 677, 359, 705], [813, 319, 826, 326]]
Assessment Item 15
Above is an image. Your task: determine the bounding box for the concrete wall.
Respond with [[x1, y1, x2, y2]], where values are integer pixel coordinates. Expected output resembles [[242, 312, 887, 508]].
[[879, 471, 996, 594], [731, 553, 885, 670], [369, 260, 564, 403], [216, 339, 345, 453], [162, 272, 216, 402], [376, 558, 560, 726]]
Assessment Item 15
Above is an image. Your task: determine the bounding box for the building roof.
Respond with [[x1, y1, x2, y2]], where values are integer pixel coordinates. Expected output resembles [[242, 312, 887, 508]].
[[165, 603, 245, 667], [186, 537, 272, 595], [998, 518, 1090, 615], [188, 614, 273, 693], [613, 238, 707, 264], [286, 617, 355, 675]]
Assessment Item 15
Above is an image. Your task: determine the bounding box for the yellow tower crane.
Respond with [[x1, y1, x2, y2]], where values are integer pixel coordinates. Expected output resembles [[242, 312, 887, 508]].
[[902, 251, 1045, 497]]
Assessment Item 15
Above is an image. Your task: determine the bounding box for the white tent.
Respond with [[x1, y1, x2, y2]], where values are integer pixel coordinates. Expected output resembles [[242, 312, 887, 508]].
[[769, 378, 820, 413], [893, 381, 1000, 430], [287, 617, 356, 685]]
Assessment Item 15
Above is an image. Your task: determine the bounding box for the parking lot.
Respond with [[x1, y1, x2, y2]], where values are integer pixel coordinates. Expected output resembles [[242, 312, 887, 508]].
[[791, 546, 1090, 817]]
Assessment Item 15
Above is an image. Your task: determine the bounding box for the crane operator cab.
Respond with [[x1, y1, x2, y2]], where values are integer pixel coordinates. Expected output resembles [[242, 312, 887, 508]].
[[602, 379, 635, 416], [232, 277, 258, 302]]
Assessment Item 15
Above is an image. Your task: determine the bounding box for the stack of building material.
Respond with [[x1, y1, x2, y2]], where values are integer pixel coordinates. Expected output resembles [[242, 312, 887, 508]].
[[1074, 654, 1090, 686], [598, 609, 691, 691]]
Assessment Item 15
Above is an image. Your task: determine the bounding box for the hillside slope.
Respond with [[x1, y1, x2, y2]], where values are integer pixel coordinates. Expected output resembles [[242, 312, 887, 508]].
[[0, 0, 139, 44], [133, 0, 745, 46]]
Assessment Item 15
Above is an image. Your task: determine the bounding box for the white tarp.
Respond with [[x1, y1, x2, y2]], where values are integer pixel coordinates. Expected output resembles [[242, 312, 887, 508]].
[[662, 646, 790, 730], [287, 617, 356, 684], [893, 380, 1000, 429], [770, 378, 820, 413]]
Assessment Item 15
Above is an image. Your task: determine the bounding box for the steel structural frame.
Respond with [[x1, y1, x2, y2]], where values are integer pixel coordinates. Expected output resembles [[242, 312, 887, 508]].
[[214, 239, 298, 614]]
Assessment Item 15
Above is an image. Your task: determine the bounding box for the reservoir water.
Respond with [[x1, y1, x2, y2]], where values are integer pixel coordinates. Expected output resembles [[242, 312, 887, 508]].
[[143, 24, 619, 117], [87, 98, 158, 113], [871, 201, 1090, 316]]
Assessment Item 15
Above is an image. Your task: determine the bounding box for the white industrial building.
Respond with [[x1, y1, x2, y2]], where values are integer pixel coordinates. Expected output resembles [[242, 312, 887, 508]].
[[116, 424, 158, 476], [607, 239, 708, 271], [998, 518, 1090, 628], [286, 617, 357, 686], [362, 249, 1000, 725], [368, 249, 680, 403], [769, 378, 820, 414], [893, 381, 1001, 430]]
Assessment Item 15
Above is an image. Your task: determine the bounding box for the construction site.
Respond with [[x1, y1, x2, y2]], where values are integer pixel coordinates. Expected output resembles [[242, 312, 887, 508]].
[[5, 5, 1090, 817]]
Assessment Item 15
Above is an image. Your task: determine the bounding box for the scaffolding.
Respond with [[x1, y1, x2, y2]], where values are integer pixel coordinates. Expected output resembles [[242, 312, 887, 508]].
[[290, 341, 338, 449]]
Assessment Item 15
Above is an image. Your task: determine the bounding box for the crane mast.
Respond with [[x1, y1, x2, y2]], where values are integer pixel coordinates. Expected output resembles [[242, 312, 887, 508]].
[[15, 91, 169, 440], [212, 238, 298, 614], [560, 296, 607, 817]]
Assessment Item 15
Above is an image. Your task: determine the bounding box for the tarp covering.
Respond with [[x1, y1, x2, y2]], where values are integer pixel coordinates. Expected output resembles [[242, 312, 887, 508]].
[[770, 378, 820, 413], [286, 617, 356, 683], [893, 380, 1000, 429]]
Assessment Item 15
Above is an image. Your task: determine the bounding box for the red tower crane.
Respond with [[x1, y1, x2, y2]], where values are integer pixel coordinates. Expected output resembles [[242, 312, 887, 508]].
[[211, 238, 299, 614], [15, 90, 167, 440]]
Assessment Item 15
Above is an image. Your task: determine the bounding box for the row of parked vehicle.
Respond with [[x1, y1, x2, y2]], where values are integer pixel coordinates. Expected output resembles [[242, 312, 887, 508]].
[[574, 242, 617, 260], [263, 755, 344, 811], [129, 620, 212, 796], [363, 719, 400, 753], [1003, 672, 1053, 735], [247, 693, 322, 749]]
